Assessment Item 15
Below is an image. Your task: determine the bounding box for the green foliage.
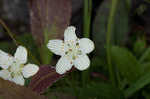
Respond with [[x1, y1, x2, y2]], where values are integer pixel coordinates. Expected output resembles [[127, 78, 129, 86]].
[[142, 90, 150, 99], [82, 0, 93, 87], [139, 47, 150, 73], [90, 57, 107, 72], [133, 39, 146, 57], [141, 62, 150, 74], [140, 47, 150, 63], [113, 0, 129, 45], [79, 82, 124, 99], [0, 42, 15, 54], [145, 0, 150, 3], [124, 72, 150, 98], [93, 0, 129, 57], [136, 4, 147, 15], [111, 45, 150, 98], [111, 46, 142, 83], [1, 0, 150, 98]]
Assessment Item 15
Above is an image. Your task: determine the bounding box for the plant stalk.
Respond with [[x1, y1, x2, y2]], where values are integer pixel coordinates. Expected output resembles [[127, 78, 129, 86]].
[[82, 0, 92, 86], [106, 0, 119, 87]]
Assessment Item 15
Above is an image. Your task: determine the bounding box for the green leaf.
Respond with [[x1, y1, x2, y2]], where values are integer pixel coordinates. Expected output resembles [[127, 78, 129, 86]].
[[0, 42, 15, 54], [136, 4, 147, 15], [141, 62, 150, 75], [145, 0, 150, 3], [92, 0, 110, 57], [111, 46, 142, 83], [79, 82, 124, 99], [133, 39, 146, 57], [124, 72, 150, 98], [92, 0, 129, 57], [113, 0, 129, 45], [142, 91, 150, 99], [139, 47, 150, 63]]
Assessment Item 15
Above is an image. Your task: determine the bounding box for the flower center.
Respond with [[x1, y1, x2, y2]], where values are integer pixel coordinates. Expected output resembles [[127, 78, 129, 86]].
[[8, 60, 24, 78], [65, 41, 82, 61]]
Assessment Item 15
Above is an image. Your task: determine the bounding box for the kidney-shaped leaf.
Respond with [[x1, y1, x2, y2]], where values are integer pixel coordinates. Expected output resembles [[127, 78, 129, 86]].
[[29, 65, 66, 94], [0, 78, 47, 99]]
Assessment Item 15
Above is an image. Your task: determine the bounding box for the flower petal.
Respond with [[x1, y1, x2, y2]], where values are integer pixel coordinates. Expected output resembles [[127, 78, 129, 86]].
[[47, 40, 65, 56], [79, 38, 94, 54], [56, 55, 73, 74], [0, 50, 14, 69], [64, 26, 77, 42], [22, 64, 39, 78], [0, 70, 11, 80], [12, 75, 25, 86], [74, 54, 90, 70], [14, 46, 27, 64]]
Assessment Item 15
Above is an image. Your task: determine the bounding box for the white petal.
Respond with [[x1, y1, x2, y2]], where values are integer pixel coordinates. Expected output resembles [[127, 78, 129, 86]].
[[64, 26, 77, 42], [0, 70, 11, 80], [22, 64, 39, 78], [10, 63, 20, 73], [47, 40, 65, 56], [56, 55, 73, 74], [14, 46, 27, 64], [74, 54, 90, 70], [0, 50, 14, 69], [12, 75, 25, 86], [79, 38, 95, 54]]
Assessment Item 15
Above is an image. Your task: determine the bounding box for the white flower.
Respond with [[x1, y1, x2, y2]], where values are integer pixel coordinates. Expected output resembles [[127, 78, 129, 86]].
[[47, 26, 94, 74], [0, 46, 39, 85]]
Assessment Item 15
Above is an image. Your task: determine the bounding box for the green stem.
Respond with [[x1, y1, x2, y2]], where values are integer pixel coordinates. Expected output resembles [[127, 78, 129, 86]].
[[0, 19, 40, 65], [65, 76, 78, 98], [0, 19, 18, 46], [83, 0, 92, 37], [82, 0, 92, 86], [106, 0, 119, 87], [125, 0, 131, 11], [40, 28, 53, 64]]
